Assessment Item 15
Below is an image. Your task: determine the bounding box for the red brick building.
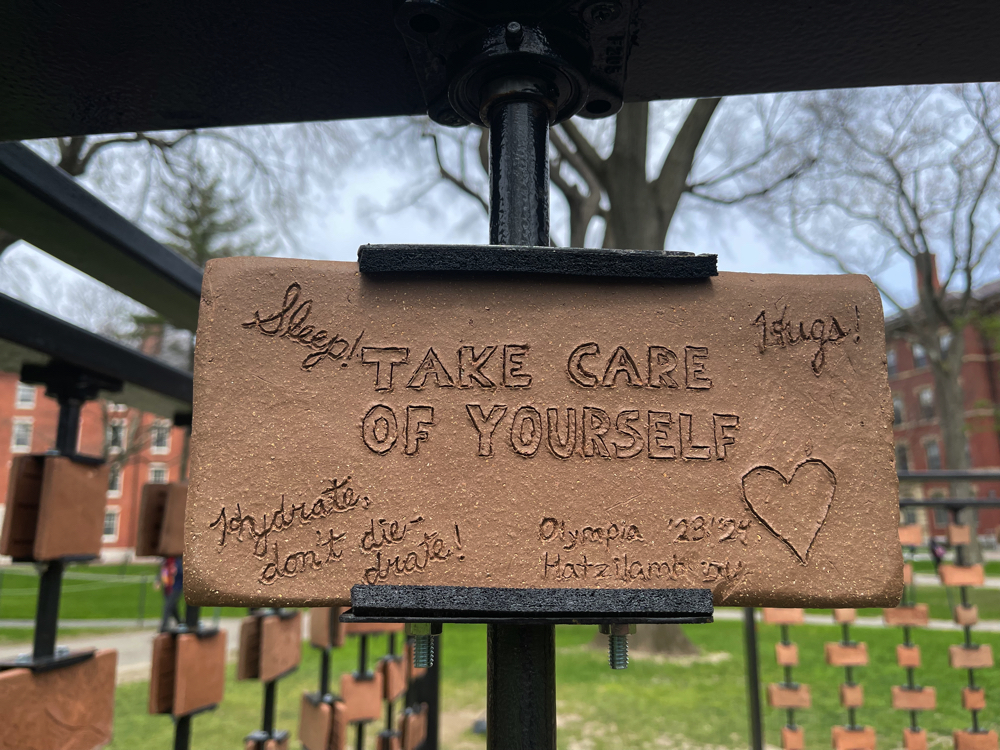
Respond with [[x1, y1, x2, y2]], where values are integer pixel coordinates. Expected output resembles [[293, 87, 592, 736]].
[[887, 280, 1000, 541], [0, 371, 187, 556]]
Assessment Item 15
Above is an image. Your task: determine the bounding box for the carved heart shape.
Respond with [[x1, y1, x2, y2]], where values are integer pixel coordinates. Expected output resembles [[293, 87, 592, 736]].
[[741, 459, 836, 563]]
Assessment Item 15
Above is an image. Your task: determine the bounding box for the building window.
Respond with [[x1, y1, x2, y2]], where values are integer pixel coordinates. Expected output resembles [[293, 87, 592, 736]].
[[912, 343, 928, 368], [925, 440, 942, 470], [933, 506, 949, 526], [901, 507, 917, 525], [918, 388, 935, 420], [895, 444, 910, 471], [149, 463, 168, 484], [887, 349, 898, 377], [893, 395, 905, 425], [102, 507, 120, 542], [15, 382, 36, 409], [107, 464, 122, 498], [109, 402, 128, 413], [108, 418, 127, 454], [150, 420, 171, 455], [11, 417, 33, 453]]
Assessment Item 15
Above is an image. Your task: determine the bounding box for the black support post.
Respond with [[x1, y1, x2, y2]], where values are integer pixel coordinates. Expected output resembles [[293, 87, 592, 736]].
[[485, 88, 556, 750], [743, 608, 764, 750]]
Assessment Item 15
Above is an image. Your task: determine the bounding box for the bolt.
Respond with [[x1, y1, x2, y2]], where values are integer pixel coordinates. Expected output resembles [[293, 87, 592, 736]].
[[599, 623, 636, 670], [406, 622, 442, 668], [505, 22, 523, 49]]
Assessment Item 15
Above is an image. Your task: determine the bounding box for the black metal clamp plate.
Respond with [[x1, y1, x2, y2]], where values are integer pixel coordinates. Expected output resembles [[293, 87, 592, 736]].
[[342, 585, 714, 625], [358, 244, 717, 279]]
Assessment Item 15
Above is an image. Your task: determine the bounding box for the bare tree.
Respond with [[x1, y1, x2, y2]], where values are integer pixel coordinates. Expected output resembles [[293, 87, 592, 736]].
[[763, 84, 1000, 558]]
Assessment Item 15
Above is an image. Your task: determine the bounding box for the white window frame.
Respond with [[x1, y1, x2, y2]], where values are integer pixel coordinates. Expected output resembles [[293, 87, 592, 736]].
[[109, 402, 129, 413], [923, 438, 942, 471], [15, 382, 36, 410], [10, 416, 33, 453], [895, 443, 910, 472], [148, 462, 169, 484], [150, 419, 171, 455], [107, 463, 123, 499], [886, 348, 898, 377], [892, 395, 905, 425], [917, 387, 935, 420], [108, 418, 128, 454], [912, 342, 928, 368], [102, 506, 120, 543]]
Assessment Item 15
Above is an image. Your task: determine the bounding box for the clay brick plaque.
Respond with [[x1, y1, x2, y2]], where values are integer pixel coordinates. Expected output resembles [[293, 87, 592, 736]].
[[954, 731, 999, 750], [954, 604, 979, 626], [948, 524, 972, 546], [378, 732, 403, 750], [825, 642, 869, 667], [136, 483, 188, 558], [382, 656, 407, 701], [883, 604, 929, 628], [840, 683, 864, 708], [903, 563, 912, 585], [903, 728, 927, 750], [898, 525, 923, 547], [775, 642, 799, 666], [400, 704, 428, 750], [299, 695, 346, 750], [962, 687, 986, 711], [343, 621, 405, 637], [0, 648, 117, 750], [767, 683, 811, 709], [832, 726, 876, 750], [0, 455, 109, 561], [762, 608, 805, 626], [939, 564, 985, 587], [186, 259, 902, 608], [341, 672, 384, 723], [149, 632, 177, 714], [891, 686, 935, 711], [309, 607, 345, 650], [949, 644, 994, 669], [259, 612, 302, 682], [238, 615, 262, 680], [173, 631, 227, 716], [896, 644, 921, 669], [833, 608, 856, 624], [782, 726, 804, 750]]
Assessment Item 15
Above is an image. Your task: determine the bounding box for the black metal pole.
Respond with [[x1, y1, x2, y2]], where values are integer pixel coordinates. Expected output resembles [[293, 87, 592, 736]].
[[173, 715, 191, 750], [485, 88, 555, 750], [743, 608, 764, 750], [262, 680, 276, 736]]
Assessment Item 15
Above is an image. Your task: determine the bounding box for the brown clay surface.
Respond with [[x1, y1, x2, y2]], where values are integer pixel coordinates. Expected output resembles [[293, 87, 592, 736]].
[[344, 621, 405, 636], [840, 683, 864, 708], [903, 729, 928, 750], [0, 455, 44, 558], [898, 525, 922, 547], [159, 483, 188, 557], [309, 607, 345, 649], [833, 608, 856, 624], [259, 612, 302, 682], [883, 604, 929, 628], [903, 563, 912, 585], [774, 642, 798, 666], [962, 687, 986, 711], [186, 259, 901, 608], [781, 726, 804, 750], [34, 456, 109, 560], [949, 644, 994, 669], [953, 731, 999, 750], [762, 608, 804, 626], [149, 632, 177, 714], [382, 655, 407, 701], [0, 648, 117, 750], [955, 605, 979, 626], [948, 524, 972, 546], [825, 642, 869, 667], [136, 484, 171, 558], [237, 615, 261, 680], [341, 672, 383, 723], [939, 564, 985, 587], [896, 644, 921, 668], [299, 694, 332, 750], [767, 683, 810, 709], [891, 686, 935, 711], [173, 630, 227, 716], [832, 726, 876, 750]]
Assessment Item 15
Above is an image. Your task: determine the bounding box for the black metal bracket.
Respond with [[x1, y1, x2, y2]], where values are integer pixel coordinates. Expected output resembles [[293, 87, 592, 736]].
[[0, 649, 95, 674], [359, 244, 717, 279], [342, 585, 713, 625], [394, 0, 636, 126]]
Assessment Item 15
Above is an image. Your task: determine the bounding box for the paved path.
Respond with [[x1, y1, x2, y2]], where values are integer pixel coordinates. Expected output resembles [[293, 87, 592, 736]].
[[713, 607, 1000, 632], [913, 572, 1000, 588], [0, 618, 245, 684]]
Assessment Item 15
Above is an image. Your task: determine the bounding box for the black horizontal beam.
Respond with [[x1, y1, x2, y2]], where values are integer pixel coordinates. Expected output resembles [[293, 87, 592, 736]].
[[899, 499, 1000, 509], [898, 470, 1000, 482], [0, 143, 202, 331], [0, 293, 192, 416], [358, 244, 717, 279]]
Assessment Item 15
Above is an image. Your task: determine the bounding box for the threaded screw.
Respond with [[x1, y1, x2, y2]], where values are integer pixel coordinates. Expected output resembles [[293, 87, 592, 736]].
[[599, 623, 636, 670], [406, 622, 442, 669]]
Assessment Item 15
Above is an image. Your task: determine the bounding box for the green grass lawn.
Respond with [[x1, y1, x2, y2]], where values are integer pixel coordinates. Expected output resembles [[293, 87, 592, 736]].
[[106, 620, 1000, 750], [0, 563, 244, 621]]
